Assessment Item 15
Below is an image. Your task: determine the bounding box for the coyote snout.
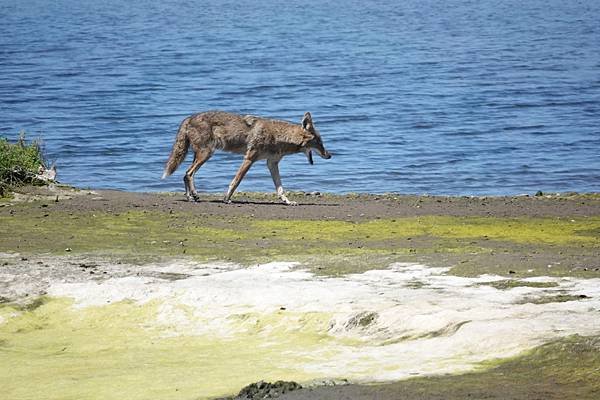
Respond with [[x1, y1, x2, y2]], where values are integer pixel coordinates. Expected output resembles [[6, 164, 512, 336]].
[[162, 111, 332, 205]]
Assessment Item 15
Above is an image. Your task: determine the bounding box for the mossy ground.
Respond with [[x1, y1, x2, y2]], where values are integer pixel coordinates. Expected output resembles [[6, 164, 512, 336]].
[[2, 296, 598, 400], [517, 293, 590, 305], [326, 335, 600, 400], [1, 189, 599, 399], [0, 298, 335, 400], [1, 198, 598, 278], [480, 279, 559, 290]]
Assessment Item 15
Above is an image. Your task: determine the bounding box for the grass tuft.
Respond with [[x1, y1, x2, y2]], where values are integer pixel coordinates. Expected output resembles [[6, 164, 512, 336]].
[[0, 132, 48, 196]]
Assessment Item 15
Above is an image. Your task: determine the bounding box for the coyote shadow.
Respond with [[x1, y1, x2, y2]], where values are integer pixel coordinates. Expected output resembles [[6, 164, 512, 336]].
[[176, 199, 340, 206], [227, 200, 340, 206]]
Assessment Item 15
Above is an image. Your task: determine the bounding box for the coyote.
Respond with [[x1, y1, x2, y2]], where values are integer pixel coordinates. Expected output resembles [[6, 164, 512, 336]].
[[162, 111, 332, 205]]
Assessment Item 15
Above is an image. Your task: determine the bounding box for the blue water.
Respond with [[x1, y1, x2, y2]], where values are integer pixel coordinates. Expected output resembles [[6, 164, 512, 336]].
[[1, 0, 599, 195]]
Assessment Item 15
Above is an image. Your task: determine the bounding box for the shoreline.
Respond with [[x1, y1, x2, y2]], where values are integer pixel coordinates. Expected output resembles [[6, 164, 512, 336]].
[[2, 185, 599, 279], [1, 185, 599, 399], [5, 184, 600, 217]]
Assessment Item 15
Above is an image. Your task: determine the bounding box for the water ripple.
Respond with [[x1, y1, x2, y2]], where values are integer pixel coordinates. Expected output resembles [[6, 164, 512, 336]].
[[1, 0, 599, 195]]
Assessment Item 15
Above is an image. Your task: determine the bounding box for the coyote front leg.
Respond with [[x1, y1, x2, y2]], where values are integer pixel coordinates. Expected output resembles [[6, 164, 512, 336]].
[[267, 159, 296, 206], [224, 153, 256, 203]]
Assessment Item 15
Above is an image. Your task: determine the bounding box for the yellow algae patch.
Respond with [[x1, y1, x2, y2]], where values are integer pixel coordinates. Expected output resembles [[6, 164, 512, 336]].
[[1, 207, 598, 276], [426, 216, 600, 245], [0, 298, 336, 400], [251, 216, 600, 245], [2, 263, 600, 399]]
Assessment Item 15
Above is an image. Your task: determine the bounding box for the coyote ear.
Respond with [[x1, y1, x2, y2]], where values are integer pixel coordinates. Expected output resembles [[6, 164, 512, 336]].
[[301, 112, 313, 130]]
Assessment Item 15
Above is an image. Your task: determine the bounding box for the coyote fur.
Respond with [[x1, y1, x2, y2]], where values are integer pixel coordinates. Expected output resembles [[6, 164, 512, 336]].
[[162, 111, 332, 205]]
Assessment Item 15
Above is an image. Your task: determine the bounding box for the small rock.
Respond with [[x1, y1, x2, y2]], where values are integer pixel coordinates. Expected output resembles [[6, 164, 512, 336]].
[[235, 380, 302, 399], [65, 248, 72, 252], [508, 270, 516, 274]]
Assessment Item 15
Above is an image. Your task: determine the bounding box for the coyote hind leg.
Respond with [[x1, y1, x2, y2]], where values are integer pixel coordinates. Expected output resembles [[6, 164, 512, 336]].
[[184, 149, 212, 201]]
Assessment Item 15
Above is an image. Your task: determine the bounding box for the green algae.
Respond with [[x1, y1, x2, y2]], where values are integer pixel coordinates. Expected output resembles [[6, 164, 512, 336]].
[[1, 204, 598, 277], [16, 291, 592, 400], [475, 334, 600, 389], [481, 280, 559, 290], [2, 193, 599, 399], [366, 334, 600, 400], [250, 216, 600, 245], [518, 293, 590, 304], [0, 209, 242, 262], [0, 298, 342, 400]]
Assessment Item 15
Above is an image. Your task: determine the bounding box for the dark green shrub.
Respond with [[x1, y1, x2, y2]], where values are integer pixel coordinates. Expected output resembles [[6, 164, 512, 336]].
[[0, 132, 48, 196]]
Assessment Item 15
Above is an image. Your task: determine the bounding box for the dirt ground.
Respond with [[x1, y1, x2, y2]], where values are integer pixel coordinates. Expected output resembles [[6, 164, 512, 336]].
[[10, 185, 600, 220], [3, 185, 598, 282]]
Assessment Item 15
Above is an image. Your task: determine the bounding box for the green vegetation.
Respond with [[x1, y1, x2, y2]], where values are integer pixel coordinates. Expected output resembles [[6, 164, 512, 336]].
[[482, 280, 559, 290], [373, 335, 600, 399], [1, 295, 598, 399], [1, 190, 598, 399], [1, 201, 598, 277], [0, 298, 334, 400], [0, 132, 48, 197], [518, 293, 589, 304]]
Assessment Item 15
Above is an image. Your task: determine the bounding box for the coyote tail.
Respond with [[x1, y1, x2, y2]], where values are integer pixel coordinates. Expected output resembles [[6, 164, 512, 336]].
[[162, 117, 191, 179]]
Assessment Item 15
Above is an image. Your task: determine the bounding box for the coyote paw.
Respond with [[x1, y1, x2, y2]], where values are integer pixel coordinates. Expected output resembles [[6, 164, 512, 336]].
[[187, 193, 200, 202], [279, 194, 297, 206], [223, 198, 232, 204]]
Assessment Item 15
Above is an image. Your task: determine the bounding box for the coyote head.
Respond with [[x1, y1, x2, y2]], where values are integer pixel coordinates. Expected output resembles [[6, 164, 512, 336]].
[[301, 112, 332, 165]]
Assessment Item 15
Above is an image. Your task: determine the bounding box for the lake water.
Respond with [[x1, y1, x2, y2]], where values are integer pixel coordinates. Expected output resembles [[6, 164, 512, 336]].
[[1, 0, 599, 195]]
